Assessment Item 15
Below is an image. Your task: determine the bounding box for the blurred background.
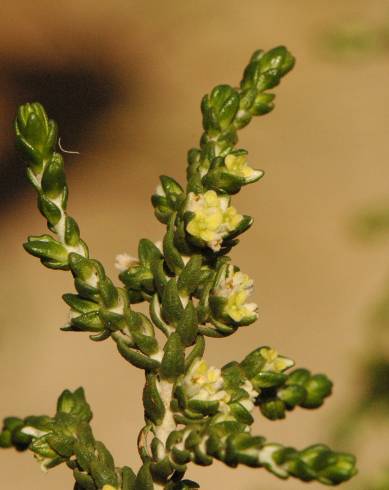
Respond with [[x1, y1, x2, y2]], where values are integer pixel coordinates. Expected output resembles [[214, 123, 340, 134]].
[[1, 1, 389, 488]]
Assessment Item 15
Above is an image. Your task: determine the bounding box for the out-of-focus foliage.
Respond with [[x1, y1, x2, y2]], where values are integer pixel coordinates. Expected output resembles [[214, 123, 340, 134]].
[[365, 470, 389, 490], [319, 19, 389, 60], [322, 15, 389, 480], [351, 204, 389, 243], [333, 204, 389, 489]]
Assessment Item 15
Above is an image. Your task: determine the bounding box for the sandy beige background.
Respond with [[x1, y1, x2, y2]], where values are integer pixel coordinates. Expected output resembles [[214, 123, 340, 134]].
[[1, 1, 389, 488]]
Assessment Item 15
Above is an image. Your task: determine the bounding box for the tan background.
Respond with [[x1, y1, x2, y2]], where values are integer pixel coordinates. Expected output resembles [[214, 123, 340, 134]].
[[1, 1, 389, 488]]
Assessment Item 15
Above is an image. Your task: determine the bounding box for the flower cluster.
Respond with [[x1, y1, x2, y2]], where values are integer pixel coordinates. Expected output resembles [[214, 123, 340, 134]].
[[181, 358, 259, 419], [185, 190, 242, 251], [179, 352, 295, 423]]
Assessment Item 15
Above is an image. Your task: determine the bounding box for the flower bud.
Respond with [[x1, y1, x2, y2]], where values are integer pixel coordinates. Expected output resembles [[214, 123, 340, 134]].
[[201, 84, 240, 133], [152, 176, 184, 224], [15, 102, 58, 169]]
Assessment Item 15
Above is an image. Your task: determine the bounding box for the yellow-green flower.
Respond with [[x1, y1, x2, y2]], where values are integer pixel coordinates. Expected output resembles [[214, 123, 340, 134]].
[[223, 206, 243, 231], [215, 265, 258, 322], [260, 347, 294, 373], [186, 208, 223, 243], [225, 290, 257, 322], [186, 190, 243, 251], [224, 154, 263, 183], [183, 359, 230, 406]]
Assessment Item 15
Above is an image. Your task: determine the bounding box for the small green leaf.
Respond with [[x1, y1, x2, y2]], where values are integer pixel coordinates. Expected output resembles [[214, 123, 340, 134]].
[[160, 333, 185, 381], [99, 277, 119, 308], [121, 466, 136, 490], [46, 433, 75, 458], [62, 294, 99, 314], [138, 239, 162, 267], [69, 253, 96, 281], [187, 399, 219, 416], [259, 398, 286, 420], [150, 294, 171, 336], [301, 374, 332, 409], [99, 309, 126, 331], [240, 347, 266, 379], [24, 234, 68, 265], [41, 153, 66, 199], [206, 85, 240, 131], [37, 194, 62, 226], [116, 340, 160, 371], [203, 169, 243, 195], [143, 374, 165, 425], [229, 402, 254, 425], [258, 46, 295, 77], [160, 175, 184, 209], [185, 335, 205, 371], [0, 430, 12, 448], [70, 311, 105, 332], [251, 371, 287, 390], [150, 457, 174, 481], [15, 102, 57, 167], [161, 279, 184, 326], [134, 462, 154, 490], [151, 194, 172, 224], [278, 384, 307, 408], [73, 469, 96, 490], [177, 255, 202, 296], [286, 368, 311, 386], [176, 302, 198, 347], [64, 217, 81, 246], [132, 332, 159, 356], [163, 216, 185, 274]]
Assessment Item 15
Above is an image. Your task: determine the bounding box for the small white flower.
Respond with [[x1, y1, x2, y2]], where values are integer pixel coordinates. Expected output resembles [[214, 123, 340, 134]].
[[115, 240, 162, 272], [217, 266, 254, 298], [239, 379, 259, 412], [21, 426, 48, 438], [155, 184, 166, 196], [114, 253, 139, 272]]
